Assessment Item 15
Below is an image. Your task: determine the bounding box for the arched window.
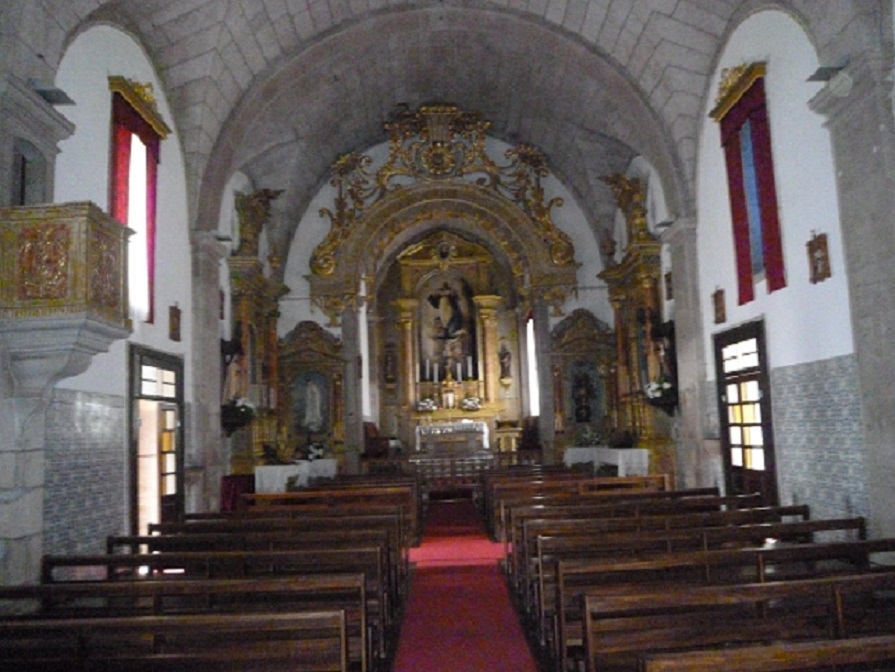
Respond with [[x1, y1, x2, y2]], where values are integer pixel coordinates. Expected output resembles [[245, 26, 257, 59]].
[[711, 63, 786, 305], [108, 77, 169, 322]]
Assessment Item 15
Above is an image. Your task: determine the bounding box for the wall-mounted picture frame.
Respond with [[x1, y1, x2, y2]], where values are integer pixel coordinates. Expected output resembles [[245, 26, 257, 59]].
[[713, 288, 726, 324], [807, 232, 831, 284], [169, 304, 181, 341]]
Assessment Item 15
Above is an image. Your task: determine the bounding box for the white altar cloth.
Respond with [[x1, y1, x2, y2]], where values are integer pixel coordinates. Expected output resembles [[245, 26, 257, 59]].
[[562, 446, 649, 477], [254, 459, 338, 493]]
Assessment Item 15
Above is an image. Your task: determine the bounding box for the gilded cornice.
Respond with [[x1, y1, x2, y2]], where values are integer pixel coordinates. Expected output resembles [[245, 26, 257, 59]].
[[108, 75, 171, 139], [709, 62, 766, 121]]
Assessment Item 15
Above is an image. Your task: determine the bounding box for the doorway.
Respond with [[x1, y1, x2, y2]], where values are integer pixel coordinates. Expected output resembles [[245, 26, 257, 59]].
[[713, 321, 778, 505], [129, 346, 184, 534]]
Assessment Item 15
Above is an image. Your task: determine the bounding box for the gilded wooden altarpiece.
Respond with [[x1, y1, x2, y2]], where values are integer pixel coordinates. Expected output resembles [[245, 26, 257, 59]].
[[598, 174, 676, 480]]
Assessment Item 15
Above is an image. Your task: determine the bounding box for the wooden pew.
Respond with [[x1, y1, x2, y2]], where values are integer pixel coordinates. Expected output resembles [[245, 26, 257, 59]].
[[0, 610, 349, 672], [583, 571, 895, 672], [150, 511, 409, 591], [489, 474, 671, 541], [0, 575, 369, 672], [505, 493, 772, 583], [527, 515, 865, 647], [40, 546, 394, 661], [554, 537, 895, 672], [107, 526, 407, 609], [242, 483, 420, 546], [517, 503, 812, 594], [641, 633, 895, 672]]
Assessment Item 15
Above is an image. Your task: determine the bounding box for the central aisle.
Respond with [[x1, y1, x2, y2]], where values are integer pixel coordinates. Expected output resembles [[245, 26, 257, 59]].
[[391, 498, 540, 672]]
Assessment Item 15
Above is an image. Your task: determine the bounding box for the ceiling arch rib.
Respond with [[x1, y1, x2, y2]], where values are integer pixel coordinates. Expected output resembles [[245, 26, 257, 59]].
[[196, 8, 687, 248]]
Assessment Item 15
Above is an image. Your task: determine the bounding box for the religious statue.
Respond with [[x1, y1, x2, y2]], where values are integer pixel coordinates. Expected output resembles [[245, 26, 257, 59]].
[[499, 344, 512, 380], [573, 373, 593, 422], [428, 281, 468, 371]]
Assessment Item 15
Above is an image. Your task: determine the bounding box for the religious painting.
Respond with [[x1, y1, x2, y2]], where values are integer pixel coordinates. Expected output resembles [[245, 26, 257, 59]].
[[292, 370, 329, 434], [713, 288, 726, 324], [168, 304, 181, 342], [419, 276, 477, 382], [569, 362, 600, 424], [807, 232, 831, 284]]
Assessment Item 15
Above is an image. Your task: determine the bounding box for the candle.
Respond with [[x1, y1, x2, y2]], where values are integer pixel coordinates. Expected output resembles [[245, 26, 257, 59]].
[[467, 355, 473, 378], [426, 359, 431, 381], [457, 362, 462, 381], [433, 362, 439, 383]]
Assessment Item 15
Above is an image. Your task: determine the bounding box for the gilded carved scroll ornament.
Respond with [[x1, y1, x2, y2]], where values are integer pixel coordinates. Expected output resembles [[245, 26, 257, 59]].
[[312, 104, 574, 276], [18, 223, 70, 300]]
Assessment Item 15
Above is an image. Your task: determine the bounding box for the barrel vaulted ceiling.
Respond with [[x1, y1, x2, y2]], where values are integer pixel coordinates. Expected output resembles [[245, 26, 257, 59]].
[[4, 1, 880, 253]]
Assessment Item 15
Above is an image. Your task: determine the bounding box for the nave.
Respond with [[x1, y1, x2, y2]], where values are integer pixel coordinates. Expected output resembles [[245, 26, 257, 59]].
[[3, 466, 895, 671]]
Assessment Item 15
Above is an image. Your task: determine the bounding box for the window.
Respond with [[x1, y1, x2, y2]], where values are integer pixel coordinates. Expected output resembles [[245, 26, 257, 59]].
[[711, 63, 786, 305], [108, 77, 169, 323]]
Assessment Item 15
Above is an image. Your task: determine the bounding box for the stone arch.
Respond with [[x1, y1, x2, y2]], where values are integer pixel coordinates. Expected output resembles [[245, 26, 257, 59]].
[[307, 180, 580, 325]]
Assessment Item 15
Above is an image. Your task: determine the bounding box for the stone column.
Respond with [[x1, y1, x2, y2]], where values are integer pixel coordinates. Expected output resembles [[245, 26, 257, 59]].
[[190, 230, 229, 512], [531, 296, 556, 463], [395, 298, 418, 409], [474, 295, 502, 404], [340, 301, 362, 474], [660, 217, 715, 490], [809, 56, 895, 537]]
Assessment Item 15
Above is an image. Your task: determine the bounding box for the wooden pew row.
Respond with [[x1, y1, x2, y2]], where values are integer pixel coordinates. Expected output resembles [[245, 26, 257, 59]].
[[554, 537, 895, 672], [499, 485, 723, 552], [40, 546, 395, 662], [528, 515, 866, 647], [242, 483, 420, 546], [0, 575, 369, 672], [488, 474, 671, 540], [505, 493, 772, 584], [150, 511, 409, 595], [584, 571, 895, 672], [516, 503, 813, 598], [641, 633, 895, 672], [0, 610, 349, 672], [109, 526, 406, 609], [482, 467, 633, 536], [517, 504, 811, 645]]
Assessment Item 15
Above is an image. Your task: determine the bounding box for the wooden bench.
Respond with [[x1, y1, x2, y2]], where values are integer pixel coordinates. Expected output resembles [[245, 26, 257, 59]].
[[584, 570, 895, 672], [41, 546, 394, 661], [0, 609, 348, 671], [0, 574, 369, 672], [108, 525, 407, 608], [489, 474, 671, 541], [554, 537, 895, 672], [640, 633, 895, 672], [527, 515, 865, 648], [243, 483, 420, 546]]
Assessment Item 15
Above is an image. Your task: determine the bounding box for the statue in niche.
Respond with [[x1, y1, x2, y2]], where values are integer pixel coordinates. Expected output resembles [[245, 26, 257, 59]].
[[573, 372, 593, 422], [499, 344, 512, 380]]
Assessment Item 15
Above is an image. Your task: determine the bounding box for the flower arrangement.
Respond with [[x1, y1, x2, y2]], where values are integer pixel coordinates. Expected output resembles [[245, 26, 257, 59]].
[[221, 397, 256, 435], [417, 397, 437, 412], [574, 425, 602, 447], [460, 396, 482, 411], [644, 375, 677, 415]]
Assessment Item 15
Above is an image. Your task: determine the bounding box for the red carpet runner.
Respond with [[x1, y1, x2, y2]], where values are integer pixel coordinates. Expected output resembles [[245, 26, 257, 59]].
[[392, 499, 539, 672]]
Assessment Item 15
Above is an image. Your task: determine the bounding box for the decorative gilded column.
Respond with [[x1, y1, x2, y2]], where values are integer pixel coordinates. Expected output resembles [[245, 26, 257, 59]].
[[474, 295, 503, 404], [395, 298, 418, 408]]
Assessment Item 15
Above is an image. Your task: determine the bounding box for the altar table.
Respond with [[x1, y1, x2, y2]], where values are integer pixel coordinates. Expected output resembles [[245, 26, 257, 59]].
[[562, 446, 650, 476], [254, 459, 338, 493]]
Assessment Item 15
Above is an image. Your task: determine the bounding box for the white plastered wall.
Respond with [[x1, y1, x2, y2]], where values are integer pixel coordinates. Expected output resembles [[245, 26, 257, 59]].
[[697, 10, 853, 376], [52, 25, 193, 399]]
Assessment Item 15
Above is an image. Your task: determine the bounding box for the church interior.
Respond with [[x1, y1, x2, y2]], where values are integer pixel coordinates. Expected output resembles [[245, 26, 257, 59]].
[[3, 1, 895, 669]]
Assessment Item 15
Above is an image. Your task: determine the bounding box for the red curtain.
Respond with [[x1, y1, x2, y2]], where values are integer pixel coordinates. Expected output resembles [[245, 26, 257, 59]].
[[719, 77, 785, 304], [111, 92, 161, 322]]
